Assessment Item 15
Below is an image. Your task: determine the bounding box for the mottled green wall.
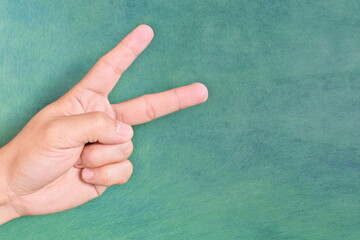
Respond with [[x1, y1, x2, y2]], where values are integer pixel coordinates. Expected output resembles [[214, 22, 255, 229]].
[[0, 0, 359, 239]]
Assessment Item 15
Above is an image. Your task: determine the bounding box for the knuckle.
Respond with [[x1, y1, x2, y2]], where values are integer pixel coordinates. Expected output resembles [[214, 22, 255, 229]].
[[101, 168, 112, 186], [122, 141, 134, 159], [172, 88, 181, 111], [119, 42, 139, 57], [92, 111, 111, 129], [42, 119, 60, 140], [100, 56, 124, 75], [142, 94, 156, 120], [119, 160, 133, 184]]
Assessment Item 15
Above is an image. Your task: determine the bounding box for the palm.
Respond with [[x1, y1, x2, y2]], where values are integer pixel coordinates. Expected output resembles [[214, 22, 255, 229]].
[[13, 93, 116, 216], [7, 25, 208, 216]]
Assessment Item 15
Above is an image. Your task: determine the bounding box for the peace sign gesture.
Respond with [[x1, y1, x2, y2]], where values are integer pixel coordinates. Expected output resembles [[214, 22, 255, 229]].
[[0, 25, 208, 224]]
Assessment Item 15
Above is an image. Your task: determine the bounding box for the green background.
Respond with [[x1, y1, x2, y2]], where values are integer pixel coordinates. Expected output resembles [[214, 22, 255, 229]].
[[1, 0, 359, 239]]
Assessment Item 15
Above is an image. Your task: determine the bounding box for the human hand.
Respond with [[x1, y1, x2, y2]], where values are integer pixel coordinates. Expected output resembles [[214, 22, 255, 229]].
[[0, 25, 208, 224]]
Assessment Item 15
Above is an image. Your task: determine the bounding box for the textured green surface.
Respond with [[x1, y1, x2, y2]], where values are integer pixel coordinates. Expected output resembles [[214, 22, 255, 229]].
[[1, 0, 360, 239]]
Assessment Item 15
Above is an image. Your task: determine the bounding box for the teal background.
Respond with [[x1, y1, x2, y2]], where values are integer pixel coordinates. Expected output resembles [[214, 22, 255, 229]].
[[1, 0, 360, 239]]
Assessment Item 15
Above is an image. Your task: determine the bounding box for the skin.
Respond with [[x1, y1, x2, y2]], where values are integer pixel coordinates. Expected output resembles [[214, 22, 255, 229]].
[[0, 25, 208, 225]]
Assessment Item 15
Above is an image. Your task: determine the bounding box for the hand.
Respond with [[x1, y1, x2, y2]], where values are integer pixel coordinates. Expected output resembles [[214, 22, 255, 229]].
[[0, 25, 208, 224]]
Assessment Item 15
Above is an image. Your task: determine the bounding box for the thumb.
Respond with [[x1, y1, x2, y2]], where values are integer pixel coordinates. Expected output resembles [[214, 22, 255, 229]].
[[48, 111, 133, 147]]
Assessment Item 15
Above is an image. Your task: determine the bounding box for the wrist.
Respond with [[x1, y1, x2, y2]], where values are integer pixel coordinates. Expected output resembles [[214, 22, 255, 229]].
[[0, 201, 20, 225], [0, 146, 21, 225]]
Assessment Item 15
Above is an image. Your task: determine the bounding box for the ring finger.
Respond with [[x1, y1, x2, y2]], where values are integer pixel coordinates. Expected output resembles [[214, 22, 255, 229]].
[[76, 141, 133, 168]]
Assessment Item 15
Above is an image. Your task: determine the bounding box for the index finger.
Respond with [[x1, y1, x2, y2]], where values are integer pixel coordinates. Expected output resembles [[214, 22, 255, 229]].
[[75, 24, 154, 95]]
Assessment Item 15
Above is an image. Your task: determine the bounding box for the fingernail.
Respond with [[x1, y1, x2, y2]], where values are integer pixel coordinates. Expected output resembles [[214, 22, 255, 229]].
[[116, 122, 133, 138], [82, 168, 94, 180]]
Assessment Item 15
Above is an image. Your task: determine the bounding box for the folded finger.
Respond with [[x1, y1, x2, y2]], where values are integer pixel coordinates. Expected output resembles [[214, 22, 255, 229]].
[[81, 160, 133, 186], [76, 141, 133, 168]]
